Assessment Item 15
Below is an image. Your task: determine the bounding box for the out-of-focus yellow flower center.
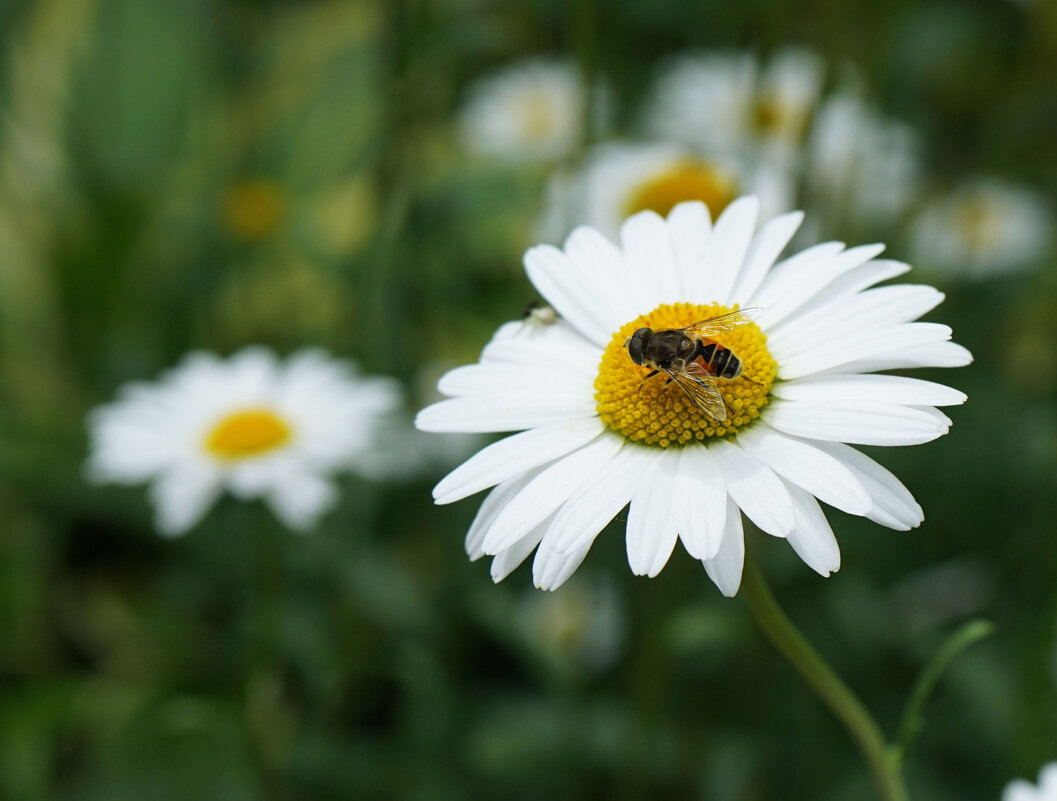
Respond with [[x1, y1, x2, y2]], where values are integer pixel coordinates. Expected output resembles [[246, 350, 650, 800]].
[[594, 302, 776, 447], [623, 160, 738, 219], [221, 178, 286, 242], [520, 90, 557, 142], [957, 195, 1000, 252], [751, 95, 786, 135], [204, 408, 292, 461], [750, 92, 806, 140]]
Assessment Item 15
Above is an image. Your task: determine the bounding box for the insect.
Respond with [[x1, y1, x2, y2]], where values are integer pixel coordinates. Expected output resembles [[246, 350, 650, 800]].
[[624, 307, 762, 422], [518, 300, 558, 334]]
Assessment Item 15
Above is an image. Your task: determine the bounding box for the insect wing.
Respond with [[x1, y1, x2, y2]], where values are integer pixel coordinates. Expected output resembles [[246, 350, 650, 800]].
[[665, 363, 727, 422], [682, 307, 762, 339]]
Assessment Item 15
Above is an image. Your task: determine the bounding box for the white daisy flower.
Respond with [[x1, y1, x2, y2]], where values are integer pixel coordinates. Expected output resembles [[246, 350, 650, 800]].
[[538, 141, 792, 243], [910, 179, 1052, 279], [417, 198, 970, 595], [87, 347, 401, 536], [1003, 763, 1057, 801], [645, 48, 824, 160], [458, 58, 584, 164], [805, 91, 922, 235]]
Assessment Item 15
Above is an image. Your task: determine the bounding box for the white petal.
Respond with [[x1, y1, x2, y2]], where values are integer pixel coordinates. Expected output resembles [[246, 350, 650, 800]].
[[1038, 764, 1057, 793], [481, 434, 622, 555], [415, 396, 596, 433], [783, 480, 841, 577], [549, 445, 646, 554], [703, 497, 745, 597], [777, 323, 953, 380], [228, 346, 281, 396], [85, 403, 187, 477], [832, 341, 973, 374], [728, 210, 804, 305], [150, 467, 223, 537], [809, 441, 923, 529], [748, 240, 845, 315], [436, 363, 589, 399], [562, 226, 639, 325], [432, 417, 604, 504], [765, 400, 950, 446], [674, 445, 727, 560], [621, 210, 682, 305], [755, 243, 885, 330], [785, 259, 912, 319], [772, 375, 967, 407], [266, 472, 338, 532], [465, 474, 536, 560], [1002, 782, 1038, 801], [481, 320, 598, 369], [736, 424, 872, 515], [693, 196, 759, 305], [767, 285, 947, 362], [625, 449, 681, 577], [711, 439, 796, 537], [524, 244, 616, 347], [490, 520, 548, 582], [227, 459, 290, 499], [666, 201, 712, 289], [533, 526, 592, 590]]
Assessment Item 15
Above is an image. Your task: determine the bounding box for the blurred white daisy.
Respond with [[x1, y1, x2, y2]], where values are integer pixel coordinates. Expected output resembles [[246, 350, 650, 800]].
[[519, 572, 624, 670], [459, 58, 584, 164], [417, 198, 970, 594], [538, 141, 792, 243], [645, 48, 824, 161], [1004, 763, 1057, 801], [87, 347, 401, 535], [910, 179, 1052, 279], [805, 91, 921, 236]]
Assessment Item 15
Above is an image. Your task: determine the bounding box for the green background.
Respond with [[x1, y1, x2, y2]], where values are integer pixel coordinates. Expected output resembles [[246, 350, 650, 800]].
[[1, 0, 1055, 798]]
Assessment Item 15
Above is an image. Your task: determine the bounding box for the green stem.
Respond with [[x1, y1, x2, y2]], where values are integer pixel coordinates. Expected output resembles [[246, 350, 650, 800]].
[[740, 558, 908, 801], [893, 618, 994, 764]]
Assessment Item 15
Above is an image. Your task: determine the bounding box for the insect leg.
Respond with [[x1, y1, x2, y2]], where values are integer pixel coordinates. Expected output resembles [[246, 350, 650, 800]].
[[636, 369, 661, 394]]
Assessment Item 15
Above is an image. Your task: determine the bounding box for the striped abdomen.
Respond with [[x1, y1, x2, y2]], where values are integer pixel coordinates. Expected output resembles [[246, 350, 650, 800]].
[[694, 340, 742, 380]]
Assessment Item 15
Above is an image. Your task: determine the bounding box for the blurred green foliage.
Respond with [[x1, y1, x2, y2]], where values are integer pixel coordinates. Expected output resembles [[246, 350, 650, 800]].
[[1, 0, 1056, 799]]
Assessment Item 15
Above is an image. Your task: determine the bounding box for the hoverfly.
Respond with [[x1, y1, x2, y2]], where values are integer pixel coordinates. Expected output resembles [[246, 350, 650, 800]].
[[624, 307, 762, 423]]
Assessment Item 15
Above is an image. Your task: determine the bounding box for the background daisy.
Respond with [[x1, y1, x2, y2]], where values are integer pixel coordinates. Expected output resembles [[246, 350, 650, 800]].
[[803, 89, 922, 239], [1003, 764, 1057, 801], [87, 347, 402, 535], [458, 57, 585, 164], [537, 140, 792, 243], [645, 47, 824, 163], [910, 179, 1052, 280]]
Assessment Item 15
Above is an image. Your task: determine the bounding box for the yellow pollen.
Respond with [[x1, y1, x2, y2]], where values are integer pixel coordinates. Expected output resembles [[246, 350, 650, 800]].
[[221, 178, 286, 242], [204, 408, 292, 461], [594, 302, 777, 447], [623, 160, 738, 220]]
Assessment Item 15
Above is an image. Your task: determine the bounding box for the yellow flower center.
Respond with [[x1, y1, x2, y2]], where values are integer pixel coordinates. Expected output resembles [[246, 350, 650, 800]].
[[594, 303, 776, 447], [623, 159, 738, 220], [204, 408, 293, 461], [520, 90, 557, 142], [221, 178, 286, 242], [957, 195, 1000, 252]]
